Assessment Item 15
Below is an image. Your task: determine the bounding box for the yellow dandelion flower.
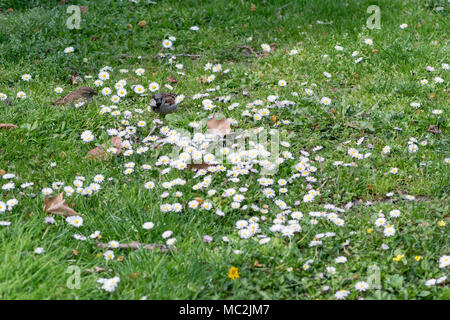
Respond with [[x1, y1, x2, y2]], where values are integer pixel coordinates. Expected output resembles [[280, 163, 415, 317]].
[[228, 266, 240, 280]]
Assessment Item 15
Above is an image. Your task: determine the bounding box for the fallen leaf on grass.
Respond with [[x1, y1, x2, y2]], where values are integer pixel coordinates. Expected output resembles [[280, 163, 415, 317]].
[[194, 197, 203, 206], [427, 125, 441, 134], [80, 6, 88, 14], [86, 266, 107, 274], [206, 114, 231, 136], [343, 246, 351, 256], [253, 260, 264, 268], [187, 163, 214, 170], [166, 76, 177, 83], [0, 123, 18, 129], [97, 241, 171, 252], [44, 193, 78, 217], [87, 137, 122, 160]]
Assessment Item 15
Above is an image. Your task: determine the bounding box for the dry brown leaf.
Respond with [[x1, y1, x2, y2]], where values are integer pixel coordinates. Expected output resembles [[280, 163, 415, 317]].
[[87, 137, 122, 160], [87, 146, 105, 159], [253, 260, 264, 268], [343, 246, 351, 256], [80, 6, 88, 14], [138, 20, 146, 28], [166, 76, 177, 83], [206, 114, 231, 136], [97, 241, 171, 252], [187, 163, 213, 170], [44, 193, 78, 217], [0, 123, 18, 129], [427, 125, 441, 134], [250, 4, 256, 11], [111, 137, 123, 154], [199, 76, 207, 83], [194, 197, 203, 206], [86, 266, 106, 273]]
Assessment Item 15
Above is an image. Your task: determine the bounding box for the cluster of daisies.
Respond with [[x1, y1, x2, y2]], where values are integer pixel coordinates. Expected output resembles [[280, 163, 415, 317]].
[[1, 20, 448, 298]]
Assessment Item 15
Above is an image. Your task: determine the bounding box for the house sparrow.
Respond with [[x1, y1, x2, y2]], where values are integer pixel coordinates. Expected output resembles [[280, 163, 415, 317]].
[[52, 87, 97, 106], [149, 93, 178, 114]]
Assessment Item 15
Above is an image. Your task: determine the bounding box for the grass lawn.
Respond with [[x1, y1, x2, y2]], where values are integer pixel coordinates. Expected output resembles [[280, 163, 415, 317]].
[[0, 0, 448, 299]]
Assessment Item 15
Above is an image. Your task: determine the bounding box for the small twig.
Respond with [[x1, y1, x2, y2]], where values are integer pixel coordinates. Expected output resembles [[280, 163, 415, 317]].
[[237, 45, 260, 57], [153, 51, 202, 59], [97, 241, 172, 252], [277, 3, 291, 11]]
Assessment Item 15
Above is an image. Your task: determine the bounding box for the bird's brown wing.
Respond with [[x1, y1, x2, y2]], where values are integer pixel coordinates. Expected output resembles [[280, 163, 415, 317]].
[[162, 93, 177, 105], [52, 87, 96, 105], [80, 87, 97, 97], [53, 91, 80, 105]]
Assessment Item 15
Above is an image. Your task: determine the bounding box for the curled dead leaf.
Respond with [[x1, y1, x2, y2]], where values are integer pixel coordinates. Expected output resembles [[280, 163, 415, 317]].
[[0, 123, 18, 129], [206, 114, 231, 136], [194, 197, 203, 206], [43, 193, 78, 217], [343, 246, 351, 256], [138, 20, 146, 28], [253, 260, 264, 268]]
